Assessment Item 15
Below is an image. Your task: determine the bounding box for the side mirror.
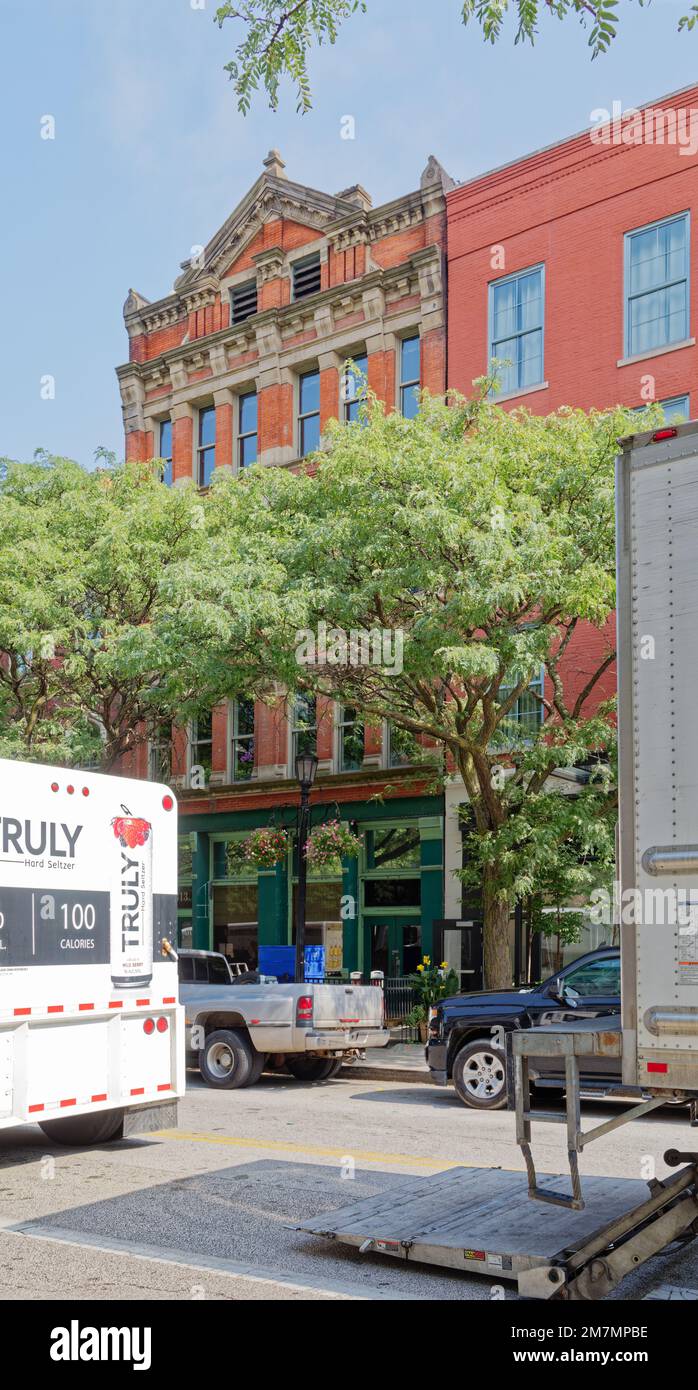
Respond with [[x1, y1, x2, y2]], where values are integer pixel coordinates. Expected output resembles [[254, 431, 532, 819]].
[[549, 976, 567, 1003]]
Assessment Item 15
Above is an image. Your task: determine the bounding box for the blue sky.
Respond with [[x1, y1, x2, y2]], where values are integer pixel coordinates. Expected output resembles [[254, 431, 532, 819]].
[[0, 0, 696, 467]]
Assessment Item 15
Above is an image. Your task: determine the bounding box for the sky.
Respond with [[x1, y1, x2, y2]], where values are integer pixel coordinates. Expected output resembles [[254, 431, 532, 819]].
[[0, 0, 697, 467]]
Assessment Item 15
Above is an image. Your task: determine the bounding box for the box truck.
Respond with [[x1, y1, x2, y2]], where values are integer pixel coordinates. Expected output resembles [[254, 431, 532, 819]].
[[0, 759, 183, 1144]]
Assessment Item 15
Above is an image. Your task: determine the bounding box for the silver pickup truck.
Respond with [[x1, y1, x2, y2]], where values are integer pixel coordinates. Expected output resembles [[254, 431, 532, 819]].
[[178, 949, 390, 1088]]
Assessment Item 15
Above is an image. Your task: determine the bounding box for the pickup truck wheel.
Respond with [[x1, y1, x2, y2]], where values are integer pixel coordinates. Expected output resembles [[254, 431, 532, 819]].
[[241, 1049, 267, 1088], [286, 1056, 336, 1082], [199, 1029, 254, 1089], [325, 1058, 343, 1078], [39, 1109, 125, 1146], [452, 1039, 507, 1110]]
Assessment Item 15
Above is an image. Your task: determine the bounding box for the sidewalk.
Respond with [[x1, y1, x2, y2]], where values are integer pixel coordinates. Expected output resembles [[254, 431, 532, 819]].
[[343, 1041, 431, 1083]]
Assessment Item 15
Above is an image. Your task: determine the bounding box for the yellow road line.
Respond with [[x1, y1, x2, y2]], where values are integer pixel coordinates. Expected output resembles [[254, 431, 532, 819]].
[[154, 1129, 464, 1169]]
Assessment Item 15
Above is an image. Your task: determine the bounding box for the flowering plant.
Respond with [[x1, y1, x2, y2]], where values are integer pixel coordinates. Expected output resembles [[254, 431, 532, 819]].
[[406, 955, 460, 1026], [305, 819, 362, 867], [230, 827, 289, 869]]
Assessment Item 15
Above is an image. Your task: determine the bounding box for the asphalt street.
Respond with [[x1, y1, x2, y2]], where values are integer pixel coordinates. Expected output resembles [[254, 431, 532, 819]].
[[1, 1070, 698, 1300]]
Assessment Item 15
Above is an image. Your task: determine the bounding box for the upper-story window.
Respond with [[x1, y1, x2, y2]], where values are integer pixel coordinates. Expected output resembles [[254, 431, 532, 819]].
[[489, 265, 544, 396], [238, 392, 258, 469], [292, 252, 322, 301], [190, 712, 213, 782], [159, 419, 173, 487], [387, 722, 419, 767], [231, 698, 255, 781], [149, 722, 172, 783], [625, 213, 689, 358], [342, 354, 368, 423], [230, 279, 258, 325], [291, 694, 317, 765], [197, 406, 216, 487], [633, 394, 690, 424], [399, 336, 420, 418], [338, 706, 364, 771], [497, 666, 545, 744], [299, 370, 320, 456]]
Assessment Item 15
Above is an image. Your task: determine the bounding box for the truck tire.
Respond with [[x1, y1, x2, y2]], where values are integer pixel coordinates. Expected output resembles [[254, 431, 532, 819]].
[[452, 1038, 507, 1110], [325, 1058, 344, 1078], [286, 1056, 337, 1082], [242, 1049, 267, 1088], [199, 1028, 255, 1089], [39, 1108, 125, 1146]]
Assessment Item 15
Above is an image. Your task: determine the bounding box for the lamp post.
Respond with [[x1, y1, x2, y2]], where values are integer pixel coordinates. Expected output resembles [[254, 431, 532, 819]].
[[294, 750, 318, 984]]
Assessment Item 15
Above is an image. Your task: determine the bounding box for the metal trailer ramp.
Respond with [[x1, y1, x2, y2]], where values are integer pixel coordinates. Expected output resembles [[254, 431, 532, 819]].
[[296, 1167, 662, 1297]]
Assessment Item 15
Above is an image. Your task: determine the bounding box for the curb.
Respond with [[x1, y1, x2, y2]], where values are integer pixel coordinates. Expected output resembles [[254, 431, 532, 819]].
[[340, 1063, 432, 1084]]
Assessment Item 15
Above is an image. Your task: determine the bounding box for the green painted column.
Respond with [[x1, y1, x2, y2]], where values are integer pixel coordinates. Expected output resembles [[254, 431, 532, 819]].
[[191, 831, 211, 949], [341, 855, 359, 973], [258, 856, 288, 947], [419, 817, 443, 964]]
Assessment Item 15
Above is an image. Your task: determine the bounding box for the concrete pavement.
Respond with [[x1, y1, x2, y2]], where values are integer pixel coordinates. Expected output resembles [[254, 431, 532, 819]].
[[1, 1070, 698, 1300]]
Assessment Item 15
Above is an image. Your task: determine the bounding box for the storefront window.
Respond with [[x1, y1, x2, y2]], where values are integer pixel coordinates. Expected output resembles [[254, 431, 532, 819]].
[[366, 825, 421, 871], [213, 883, 259, 967]]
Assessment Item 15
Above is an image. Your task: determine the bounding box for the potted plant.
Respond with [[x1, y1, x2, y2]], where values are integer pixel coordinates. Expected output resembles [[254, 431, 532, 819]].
[[406, 956, 460, 1043], [305, 819, 362, 868], [231, 826, 289, 869]]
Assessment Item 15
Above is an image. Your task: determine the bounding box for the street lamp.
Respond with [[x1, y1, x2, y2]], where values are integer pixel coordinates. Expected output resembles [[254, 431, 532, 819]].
[[294, 750, 318, 983]]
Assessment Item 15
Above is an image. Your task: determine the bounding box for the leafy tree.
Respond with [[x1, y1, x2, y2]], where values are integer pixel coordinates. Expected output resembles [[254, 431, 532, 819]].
[[215, 0, 694, 112], [205, 388, 638, 987], [0, 456, 266, 770]]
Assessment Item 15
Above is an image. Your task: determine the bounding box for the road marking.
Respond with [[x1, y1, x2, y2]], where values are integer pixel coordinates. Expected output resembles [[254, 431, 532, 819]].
[[1, 1224, 421, 1301], [152, 1128, 493, 1170]]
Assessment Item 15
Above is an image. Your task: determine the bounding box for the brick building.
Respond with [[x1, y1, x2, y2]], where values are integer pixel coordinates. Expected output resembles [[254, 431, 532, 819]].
[[443, 83, 698, 972], [116, 150, 452, 976]]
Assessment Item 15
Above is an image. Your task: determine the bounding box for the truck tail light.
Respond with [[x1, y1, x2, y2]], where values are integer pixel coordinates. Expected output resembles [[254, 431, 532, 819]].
[[143, 1018, 155, 1035], [652, 427, 678, 442], [296, 995, 313, 1024], [156, 1016, 168, 1033]]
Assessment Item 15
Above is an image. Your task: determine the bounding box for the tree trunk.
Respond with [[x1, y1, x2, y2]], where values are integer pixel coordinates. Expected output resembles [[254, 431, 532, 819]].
[[482, 868, 513, 990]]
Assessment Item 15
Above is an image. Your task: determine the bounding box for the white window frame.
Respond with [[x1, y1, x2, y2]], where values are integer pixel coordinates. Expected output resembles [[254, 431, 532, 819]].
[[230, 697, 256, 782], [289, 693, 317, 769], [623, 212, 690, 360], [488, 263, 545, 397]]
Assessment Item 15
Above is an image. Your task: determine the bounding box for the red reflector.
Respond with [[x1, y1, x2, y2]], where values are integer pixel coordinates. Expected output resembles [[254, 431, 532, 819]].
[[109, 1001, 123, 1009], [156, 1016, 168, 1033], [652, 427, 678, 442], [14, 1008, 30, 1017], [50, 782, 59, 792], [162, 997, 176, 1004], [143, 1018, 155, 1035], [157, 1083, 172, 1092], [47, 1005, 63, 1014], [130, 1087, 145, 1096], [28, 1104, 44, 1114], [60, 1098, 77, 1108], [66, 785, 74, 795], [647, 1062, 669, 1073], [162, 794, 174, 811], [78, 1003, 94, 1011], [91, 1094, 107, 1103], [82, 786, 90, 797], [136, 999, 150, 1007], [464, 1249, 487, 1262]]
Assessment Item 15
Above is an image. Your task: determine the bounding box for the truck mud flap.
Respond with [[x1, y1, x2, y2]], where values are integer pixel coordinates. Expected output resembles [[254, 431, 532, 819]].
[[122, 1100, 178, 1137]]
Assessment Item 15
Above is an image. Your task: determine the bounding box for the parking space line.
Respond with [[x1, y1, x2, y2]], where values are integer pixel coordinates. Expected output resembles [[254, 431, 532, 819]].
[[1, 1224, 421, 1300], [152, 1128, 469, 1169]]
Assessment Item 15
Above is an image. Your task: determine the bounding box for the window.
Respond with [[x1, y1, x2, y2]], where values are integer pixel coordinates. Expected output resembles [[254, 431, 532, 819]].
[[338, 706, 364, 771], [148, 722, 172, 783], [231, 698, 255, 781], [633, 394, 690, 424], [625, 213, 689, 357], [489, 265, 544, 395], [197, 406, 216, 487], [399, 336, 420, 418], [387, 723, 419, 767], [191, 712, 213, 781], [291, 693, 317, 764], [562, 955, 620, 999], [292, 252, 321, 301], [230, 279, 258, 325], [367, 825, 421, 870], [159, 418, 173, 486], [497, 666, 545, 743], [342, 354, 368, 423], [298, 370, 320, 456], [238, 392, 258, 469], [208, 955, 232, 985]]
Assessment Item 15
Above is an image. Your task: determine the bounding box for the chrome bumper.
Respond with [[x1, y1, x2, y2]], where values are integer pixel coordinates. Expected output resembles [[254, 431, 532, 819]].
[[305, 1028, 391, 1052]]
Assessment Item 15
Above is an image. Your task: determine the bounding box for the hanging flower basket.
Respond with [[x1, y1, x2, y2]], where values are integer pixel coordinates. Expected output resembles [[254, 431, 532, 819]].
[[232, 827, 290, 870], [305, 820, 362, 867]]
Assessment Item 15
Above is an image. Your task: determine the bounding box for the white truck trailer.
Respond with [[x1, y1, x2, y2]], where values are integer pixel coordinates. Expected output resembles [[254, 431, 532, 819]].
[[297, 420, 698, 1299], [0, 758, 184, 1144]]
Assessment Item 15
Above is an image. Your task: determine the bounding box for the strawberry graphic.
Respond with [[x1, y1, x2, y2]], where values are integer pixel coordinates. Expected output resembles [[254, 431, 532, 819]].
[[112, 806, 151, 849]]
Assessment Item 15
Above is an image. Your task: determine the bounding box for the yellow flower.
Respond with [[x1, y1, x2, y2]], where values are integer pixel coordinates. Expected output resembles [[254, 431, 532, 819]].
[[441, 961, 448, 969], [416, 964, 424, 973], [422, 955, 431, 966]]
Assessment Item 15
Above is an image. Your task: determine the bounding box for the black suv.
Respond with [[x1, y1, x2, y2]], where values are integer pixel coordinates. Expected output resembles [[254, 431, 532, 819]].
[[427, 946, 620, 1110]]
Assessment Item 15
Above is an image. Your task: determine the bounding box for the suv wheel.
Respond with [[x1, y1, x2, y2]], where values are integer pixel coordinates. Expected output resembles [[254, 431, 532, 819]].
[[452, 1038, 507, 1110]]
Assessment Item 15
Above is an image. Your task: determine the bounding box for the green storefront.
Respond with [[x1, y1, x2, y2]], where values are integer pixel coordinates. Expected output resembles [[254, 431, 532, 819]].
[[176, 793, 443, 977]]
